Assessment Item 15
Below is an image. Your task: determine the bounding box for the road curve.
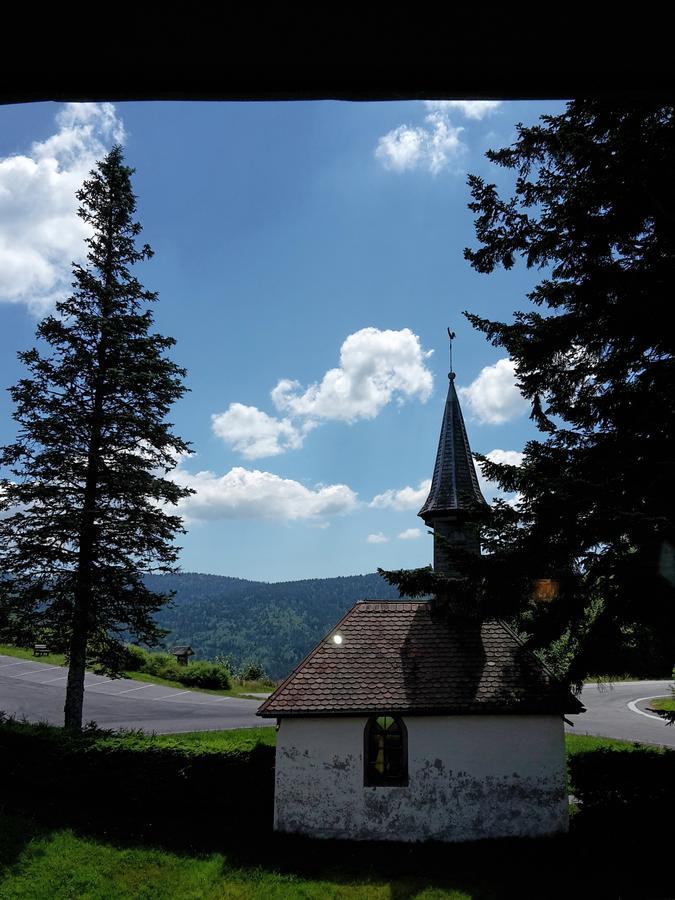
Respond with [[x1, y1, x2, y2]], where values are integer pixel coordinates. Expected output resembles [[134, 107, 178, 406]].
[[2, 655, 673, 744], [0, 653, 272, 733], [565, 679, 675, 748]]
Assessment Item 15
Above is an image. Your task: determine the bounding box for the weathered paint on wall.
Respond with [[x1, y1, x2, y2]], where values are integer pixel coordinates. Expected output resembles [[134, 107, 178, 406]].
[[274, 715, 568, 842]]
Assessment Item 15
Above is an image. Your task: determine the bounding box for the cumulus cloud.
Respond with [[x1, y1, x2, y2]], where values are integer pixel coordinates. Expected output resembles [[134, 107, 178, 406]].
[[458, 358, 529, 425], [272, 327, 433, 423], [367, 532, 388, 544], [424, 100, 502, 120], [398, 528, 422, 540], [211, 403, 305, 460], [476, 448, 524, 504], [170, 461, 358, 522], [0, 103, 126, 314], [375, 100, 501, 175], [369, 478, 431, 511], [213, 328, 434, 459]]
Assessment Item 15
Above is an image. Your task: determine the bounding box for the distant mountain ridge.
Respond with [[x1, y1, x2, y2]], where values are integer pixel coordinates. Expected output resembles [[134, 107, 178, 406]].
[[143, 571, 401, 679]]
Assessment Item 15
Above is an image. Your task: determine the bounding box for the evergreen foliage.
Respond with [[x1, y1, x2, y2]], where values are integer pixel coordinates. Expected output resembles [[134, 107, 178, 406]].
[[0, 147, 193, 729], [461, 101, 675, 682]]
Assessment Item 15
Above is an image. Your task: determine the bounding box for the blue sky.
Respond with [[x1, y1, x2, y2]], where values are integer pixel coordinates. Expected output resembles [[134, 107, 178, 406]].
[[0, 99, 567, 581]]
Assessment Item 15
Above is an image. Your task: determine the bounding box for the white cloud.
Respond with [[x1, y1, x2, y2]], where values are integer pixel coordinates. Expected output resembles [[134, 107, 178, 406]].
[[476, 448, 524, 504], [458, 358, 529, 425], [376, 111, 464, 175], [375, 100, 502, 175], [170, 462, 358, 522], [398, 528, 422, 540], [211, 403, 305, 460], [484, 448, 525, 468], [367, 532, 388, 544], [272, 327, 433, 423], [0, 103, 126, 314], [424, 100, 502, 121], [369, 478, 431, 511]]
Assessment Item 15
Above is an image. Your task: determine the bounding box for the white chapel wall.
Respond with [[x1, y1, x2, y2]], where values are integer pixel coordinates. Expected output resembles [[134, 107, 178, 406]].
[[274, 714, 568, 842]]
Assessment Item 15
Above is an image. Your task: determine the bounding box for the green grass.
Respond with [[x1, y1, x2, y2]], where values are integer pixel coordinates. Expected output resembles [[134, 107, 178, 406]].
[[121, 669, 272, 699], [0, 728, 671, 898], [649, 696, 675, 712], [1, 814, 412, 900], [0, 644, 273, 700], [0, 644, 66, 668], [138, 726, 276, 751], [565, 732, 667, 755], [582, 673, 657, 683]]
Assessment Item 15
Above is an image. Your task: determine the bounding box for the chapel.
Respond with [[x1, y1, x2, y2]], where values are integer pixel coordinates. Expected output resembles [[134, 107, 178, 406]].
[[257, 338, 584, 842]]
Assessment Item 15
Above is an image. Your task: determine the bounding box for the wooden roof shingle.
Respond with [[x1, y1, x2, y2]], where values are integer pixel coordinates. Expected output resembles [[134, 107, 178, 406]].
[[257, 600, 585, 717]]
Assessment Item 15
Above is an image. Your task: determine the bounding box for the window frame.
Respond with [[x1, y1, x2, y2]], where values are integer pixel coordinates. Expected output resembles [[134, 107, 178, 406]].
[[363, 714, 409, 787]]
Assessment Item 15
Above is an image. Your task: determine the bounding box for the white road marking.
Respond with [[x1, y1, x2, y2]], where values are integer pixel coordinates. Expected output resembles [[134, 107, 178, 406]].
[[85, 680, 111, 688], [8, 669, 49, 678], [0, 661, 36, 669], [114, 684, 153, 694], [153, 690, 190, 701], [36, 675, 69, 683], [174, 696, 239, 706], [627, 696, 671, 721]]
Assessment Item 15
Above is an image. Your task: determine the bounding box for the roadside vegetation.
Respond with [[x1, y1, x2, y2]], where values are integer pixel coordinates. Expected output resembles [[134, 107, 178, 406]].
[[0, 643, 275, 699], [649, 695, 675, 713], [0, 719, 673, 898]]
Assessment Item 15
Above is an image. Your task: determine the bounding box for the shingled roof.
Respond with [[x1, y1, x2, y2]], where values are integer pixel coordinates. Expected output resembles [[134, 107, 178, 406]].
[[257, 601, 584, 718], [418, 373, 488, 521]]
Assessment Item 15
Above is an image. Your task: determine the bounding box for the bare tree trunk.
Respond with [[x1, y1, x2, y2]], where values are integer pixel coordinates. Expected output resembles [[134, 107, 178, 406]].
[[63, 399, 102, 731], [63, 601, 90, 729], [63, 377, 105, 730]]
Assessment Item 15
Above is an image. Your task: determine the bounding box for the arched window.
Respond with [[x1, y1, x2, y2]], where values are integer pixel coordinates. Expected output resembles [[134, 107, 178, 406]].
[[364, 715, 408, 786]]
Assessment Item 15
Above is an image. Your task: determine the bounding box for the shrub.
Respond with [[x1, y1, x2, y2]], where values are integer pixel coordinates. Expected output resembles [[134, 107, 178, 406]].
[[178, 661, 231, 690], [123, 644, 148, 671], [569, 746, 675, 812], [0, 716, 274, 846], [237, 660, 266, 682], [140, 652, 183, 681]]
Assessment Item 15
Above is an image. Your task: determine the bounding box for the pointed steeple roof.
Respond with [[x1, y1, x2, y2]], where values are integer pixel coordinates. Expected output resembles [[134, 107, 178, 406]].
[[418, 372, 488, 522]]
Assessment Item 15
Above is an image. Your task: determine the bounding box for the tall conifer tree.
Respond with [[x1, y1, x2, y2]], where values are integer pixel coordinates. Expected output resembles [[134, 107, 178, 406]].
[[462, 101, 675, 680], [0, 146, 193, 729]]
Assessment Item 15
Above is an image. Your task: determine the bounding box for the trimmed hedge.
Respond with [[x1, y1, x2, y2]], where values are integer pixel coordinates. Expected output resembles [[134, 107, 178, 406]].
[[569, 745, 675, 811], [0, 717, 274, 845]]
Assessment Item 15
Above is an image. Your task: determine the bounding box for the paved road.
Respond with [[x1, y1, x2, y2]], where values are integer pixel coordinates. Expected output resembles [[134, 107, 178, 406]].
[[2, 654, 673, 745], [565, 679, 675, 748], [0, 653, 273, 733]]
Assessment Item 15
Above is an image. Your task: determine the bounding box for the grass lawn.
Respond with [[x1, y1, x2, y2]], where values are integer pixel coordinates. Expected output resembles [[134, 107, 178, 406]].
[[564, 732, 667, 755], [648, 695, 675, 713], [0, 644, 67, 668], [120, 669, 273, 699], [0, 812, 486, 899], [0, 727, 671, 898], [128, 726, 276, 752], [0, 644, 273, 700]]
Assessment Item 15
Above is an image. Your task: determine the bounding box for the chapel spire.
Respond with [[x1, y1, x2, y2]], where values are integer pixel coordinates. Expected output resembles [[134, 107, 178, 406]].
[[418, 330, 488, 577]]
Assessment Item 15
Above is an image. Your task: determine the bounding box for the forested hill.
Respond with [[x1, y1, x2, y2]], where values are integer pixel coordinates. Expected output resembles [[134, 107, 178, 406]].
[[143, 572, 401, 679]]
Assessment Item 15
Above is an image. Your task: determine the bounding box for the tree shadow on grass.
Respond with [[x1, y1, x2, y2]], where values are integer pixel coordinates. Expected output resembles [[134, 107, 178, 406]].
[[1, 805, 672, 899], [2, 718, 673, 898]]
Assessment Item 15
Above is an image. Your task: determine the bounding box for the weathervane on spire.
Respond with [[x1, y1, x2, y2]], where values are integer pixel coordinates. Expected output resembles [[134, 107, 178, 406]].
[[447, 327, 456, 380]]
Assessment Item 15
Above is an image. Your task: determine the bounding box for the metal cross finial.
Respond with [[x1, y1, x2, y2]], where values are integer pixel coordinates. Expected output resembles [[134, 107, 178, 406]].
[[447, 327, 456, 378]]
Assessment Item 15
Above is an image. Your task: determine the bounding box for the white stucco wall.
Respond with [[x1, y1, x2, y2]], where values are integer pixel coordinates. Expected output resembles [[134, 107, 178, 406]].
[[274, 715, 568, 842]]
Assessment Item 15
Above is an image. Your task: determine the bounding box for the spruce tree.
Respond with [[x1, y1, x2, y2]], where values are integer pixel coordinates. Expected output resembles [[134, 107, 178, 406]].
[[0, 146, 193, 729], [462, 101, 675, 681]]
